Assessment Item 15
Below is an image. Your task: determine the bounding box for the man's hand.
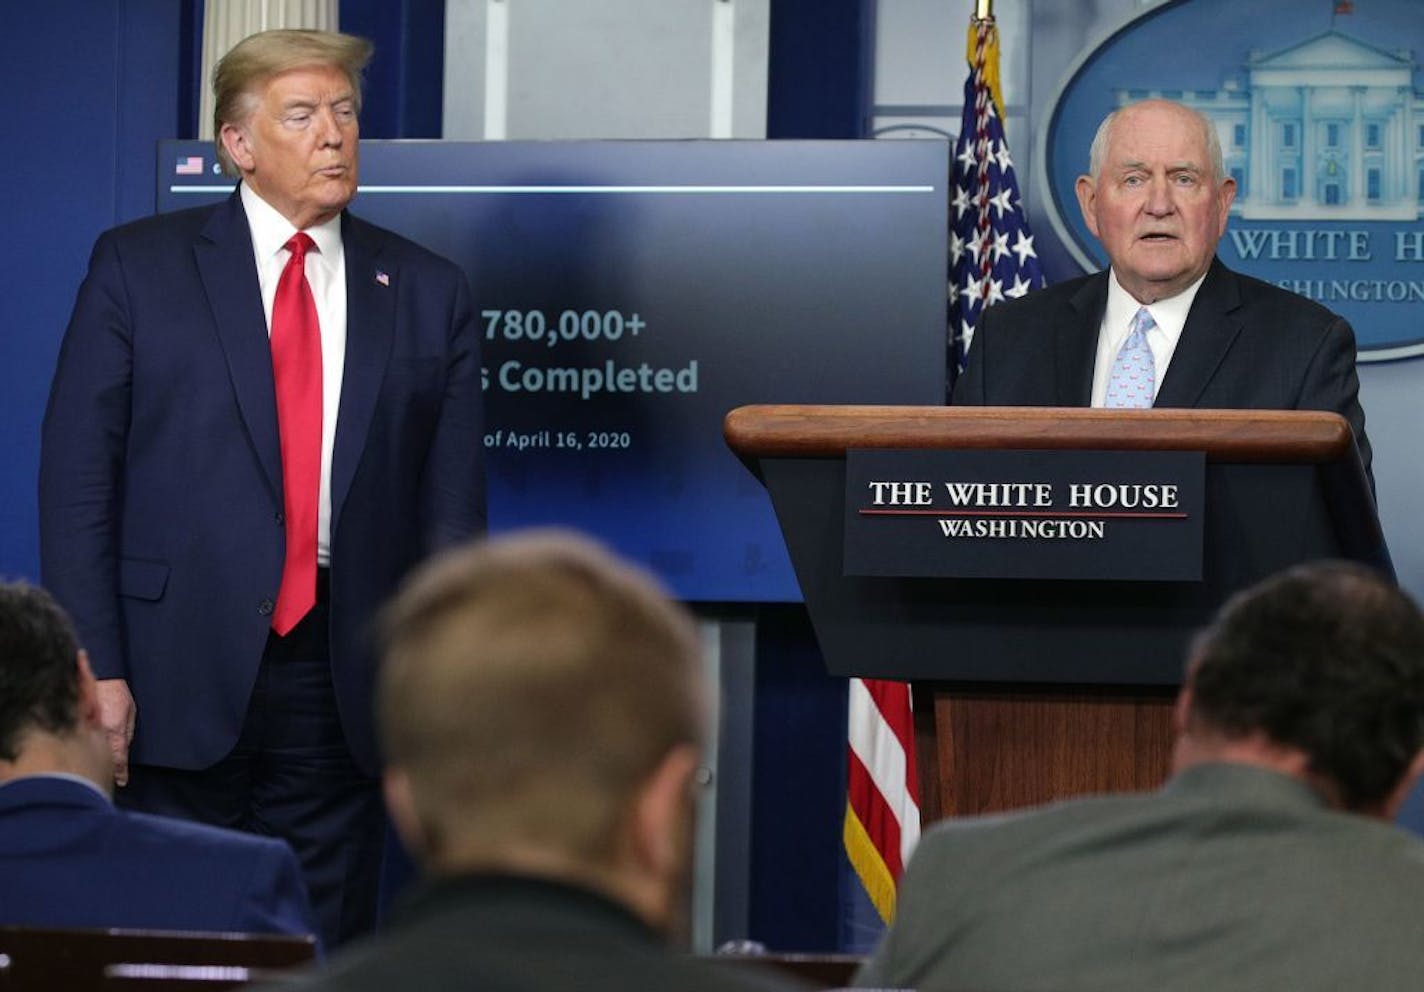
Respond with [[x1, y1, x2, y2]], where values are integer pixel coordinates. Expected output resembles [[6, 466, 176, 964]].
[[95, 678, 137, 787]]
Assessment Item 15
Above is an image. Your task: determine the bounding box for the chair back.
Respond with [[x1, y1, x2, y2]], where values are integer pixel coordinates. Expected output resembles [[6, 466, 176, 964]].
[[714, 950, 864, 989], [0, 926, 316, 992]]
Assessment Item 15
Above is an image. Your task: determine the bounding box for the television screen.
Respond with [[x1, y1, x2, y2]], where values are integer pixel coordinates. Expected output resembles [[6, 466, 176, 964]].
[[159, 139, 948, 601]]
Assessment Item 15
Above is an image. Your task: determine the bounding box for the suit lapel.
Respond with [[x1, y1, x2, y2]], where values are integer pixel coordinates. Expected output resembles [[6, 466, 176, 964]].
[[194, 192, 282, 501], [1056, 274, 1106, 406], [1154, 258, 1243, 408], [330, 214, 396, 533]]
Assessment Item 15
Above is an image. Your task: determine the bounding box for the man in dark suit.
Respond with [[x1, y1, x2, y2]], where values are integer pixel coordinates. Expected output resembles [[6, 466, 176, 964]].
[[0, 580, 316, 939], [270, 531, 800, 992], [953, 99, 1371, 478], [39, 29, 483, 948], [855, 561, 1424, 992]]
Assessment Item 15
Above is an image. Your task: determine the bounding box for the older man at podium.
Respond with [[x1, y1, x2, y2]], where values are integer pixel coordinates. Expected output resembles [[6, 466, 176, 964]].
[[953, 99, 1372, 483]]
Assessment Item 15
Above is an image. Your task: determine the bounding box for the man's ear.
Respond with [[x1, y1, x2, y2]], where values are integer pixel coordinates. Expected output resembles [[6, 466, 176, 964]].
[[1380, 750, 1424, 822], [630, 743, 700, 877], [1075, 175, 1101, 239], [75, 650, 102, 730], [1173, 684, 1194, 737], [1216, 175, 1238, 235], [219, 122, 255, 174], [383, 769, 425, 858], [1174, 655, 1204, 736]]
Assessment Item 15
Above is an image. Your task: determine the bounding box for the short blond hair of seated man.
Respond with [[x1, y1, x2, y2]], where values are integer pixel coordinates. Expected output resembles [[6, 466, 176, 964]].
[[276, 530, 803, 992]]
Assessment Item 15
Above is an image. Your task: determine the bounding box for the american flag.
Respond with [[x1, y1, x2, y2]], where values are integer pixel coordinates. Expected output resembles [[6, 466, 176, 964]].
[[844, 11, 1048, 941], [175, 155, 204, 176], [947, 13, 1045, 390], [844, 677, 920, 932]]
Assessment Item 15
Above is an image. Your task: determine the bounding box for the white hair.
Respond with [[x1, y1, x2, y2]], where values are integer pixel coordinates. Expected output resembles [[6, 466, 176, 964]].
[[1087, 101, 1226, 184]]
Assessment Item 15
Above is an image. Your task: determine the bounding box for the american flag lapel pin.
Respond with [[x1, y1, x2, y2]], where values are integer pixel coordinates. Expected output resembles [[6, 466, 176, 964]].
[[375, 270, 390, 287]]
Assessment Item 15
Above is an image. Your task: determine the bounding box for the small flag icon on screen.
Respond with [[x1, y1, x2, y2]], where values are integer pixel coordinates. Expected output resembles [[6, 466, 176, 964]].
[[175, 155, 204, 175]]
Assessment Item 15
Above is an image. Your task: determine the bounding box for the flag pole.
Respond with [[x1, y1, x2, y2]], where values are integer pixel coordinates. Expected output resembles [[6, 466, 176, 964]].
[[975, 0, 993, 20]]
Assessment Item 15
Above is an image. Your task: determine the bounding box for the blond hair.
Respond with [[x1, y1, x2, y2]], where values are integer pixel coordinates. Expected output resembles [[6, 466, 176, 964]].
[[212, 29, 373, 176], [378, 530, 705, 867]]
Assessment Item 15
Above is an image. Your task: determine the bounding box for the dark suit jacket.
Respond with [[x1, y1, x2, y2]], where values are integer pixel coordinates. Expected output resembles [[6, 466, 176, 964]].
[[0, 775, 315, 937], [855, 764, 1424, 992], [952, 258, 1372, 479], [39, 190, 485, 775], [268, 874, 802, 992]]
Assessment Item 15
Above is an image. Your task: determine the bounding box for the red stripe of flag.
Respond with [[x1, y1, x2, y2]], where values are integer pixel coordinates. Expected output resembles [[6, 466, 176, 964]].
[[862, 678, 920, 798], [847, 746, 905, 880]]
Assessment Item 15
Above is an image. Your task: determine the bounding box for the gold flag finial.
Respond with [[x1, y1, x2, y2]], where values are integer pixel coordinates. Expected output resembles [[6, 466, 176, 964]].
[[975, 0, 993, 19], [965, 7, 1004, 121]]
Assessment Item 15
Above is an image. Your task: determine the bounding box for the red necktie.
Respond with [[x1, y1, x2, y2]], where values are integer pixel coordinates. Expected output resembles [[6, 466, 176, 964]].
[[270, 233, 322, 635]]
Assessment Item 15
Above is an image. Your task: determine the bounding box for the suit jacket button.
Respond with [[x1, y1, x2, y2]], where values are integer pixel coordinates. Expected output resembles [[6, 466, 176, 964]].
[[274, 512, 285, 525], [259, 598, 274, 616]]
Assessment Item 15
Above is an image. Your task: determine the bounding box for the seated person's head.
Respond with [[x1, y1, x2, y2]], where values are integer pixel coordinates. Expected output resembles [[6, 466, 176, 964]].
[[377, 530, 705, 937], [0, 581, 109, 785], [1178, 560, 1424, 815]]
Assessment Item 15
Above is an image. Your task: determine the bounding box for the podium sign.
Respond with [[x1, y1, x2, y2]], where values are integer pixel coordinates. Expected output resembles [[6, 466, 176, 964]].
[[844, 449, 1205, 581]]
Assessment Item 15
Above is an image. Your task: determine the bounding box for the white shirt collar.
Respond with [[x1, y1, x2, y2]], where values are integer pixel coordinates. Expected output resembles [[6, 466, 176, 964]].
[[1103, 268, 1208, 354], [1090, 268, 1210, 406], [239, 183, 343, 267]]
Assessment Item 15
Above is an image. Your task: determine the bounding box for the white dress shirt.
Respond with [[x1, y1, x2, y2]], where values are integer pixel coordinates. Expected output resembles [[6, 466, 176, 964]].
[[240, 183, 347, 566], [1090, 269, 1206, 408]]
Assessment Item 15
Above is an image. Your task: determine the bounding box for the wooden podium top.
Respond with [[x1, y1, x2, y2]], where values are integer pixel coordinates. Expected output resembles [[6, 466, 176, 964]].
[[724, 405, 1355, 463]]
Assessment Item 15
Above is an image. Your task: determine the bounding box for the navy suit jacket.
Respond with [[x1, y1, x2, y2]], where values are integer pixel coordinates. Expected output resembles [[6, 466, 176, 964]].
[[0, 776, 316, 937], [39, 190, 485, 775], [952, 258, 1373, 480]]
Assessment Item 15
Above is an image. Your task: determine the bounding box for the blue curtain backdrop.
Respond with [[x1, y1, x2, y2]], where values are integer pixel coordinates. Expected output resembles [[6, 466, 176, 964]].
[[759, 0, 878, 953]]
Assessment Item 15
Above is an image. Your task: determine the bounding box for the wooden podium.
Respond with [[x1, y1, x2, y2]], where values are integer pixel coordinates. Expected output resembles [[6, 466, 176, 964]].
[[725, 405, 1384, 820]]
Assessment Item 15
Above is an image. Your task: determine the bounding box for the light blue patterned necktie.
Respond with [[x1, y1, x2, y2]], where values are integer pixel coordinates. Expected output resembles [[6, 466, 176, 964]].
[[1104, 307, 1156, 409]]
